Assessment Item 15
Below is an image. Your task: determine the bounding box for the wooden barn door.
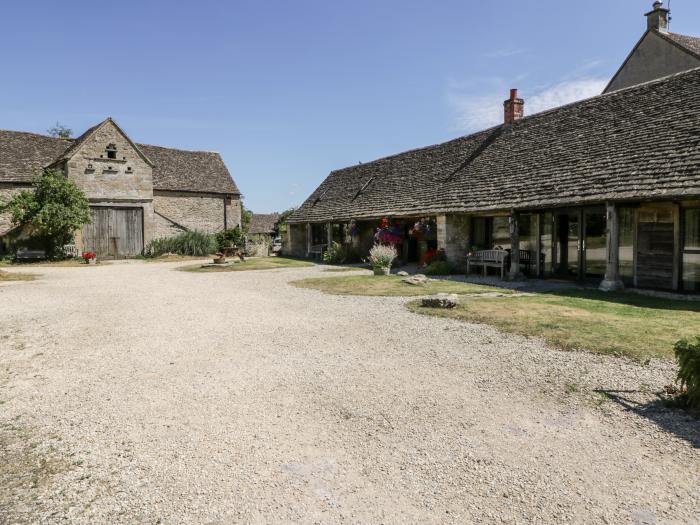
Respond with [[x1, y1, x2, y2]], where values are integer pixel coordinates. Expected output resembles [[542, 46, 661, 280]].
[[635, 205, 677, 290], [83, 207, 144, 259]]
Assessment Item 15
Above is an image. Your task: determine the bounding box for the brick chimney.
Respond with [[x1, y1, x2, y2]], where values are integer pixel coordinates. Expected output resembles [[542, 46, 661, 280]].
[[503, 88, 524, 125], [646, 1, 669, 32]]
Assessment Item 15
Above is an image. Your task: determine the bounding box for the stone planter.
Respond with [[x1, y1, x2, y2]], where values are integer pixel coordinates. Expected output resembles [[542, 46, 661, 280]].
[[87, 258, 96, 265], [373, 266, 390, 276]]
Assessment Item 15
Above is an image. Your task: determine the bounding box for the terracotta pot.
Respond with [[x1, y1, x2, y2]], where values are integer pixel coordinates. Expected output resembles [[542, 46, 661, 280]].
[[373, 266, 390, 276]]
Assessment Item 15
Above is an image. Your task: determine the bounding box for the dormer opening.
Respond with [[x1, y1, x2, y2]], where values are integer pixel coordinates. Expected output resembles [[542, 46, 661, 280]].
[[106, 143, 117, 159]]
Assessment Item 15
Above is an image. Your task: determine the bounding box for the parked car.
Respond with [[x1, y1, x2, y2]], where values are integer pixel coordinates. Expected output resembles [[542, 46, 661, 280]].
[[271, 237, 282, 253]]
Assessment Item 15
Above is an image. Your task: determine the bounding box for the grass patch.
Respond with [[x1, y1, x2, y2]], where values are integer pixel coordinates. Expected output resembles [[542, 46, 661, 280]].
[[0, 259, 108, 268], [289, 274, 511, 297], [321, 266, 368, 273], [143, 254, 212, 263], [408, 289, 700, 360], [0, 270, 35, 282], [179, 256, 314, 273]]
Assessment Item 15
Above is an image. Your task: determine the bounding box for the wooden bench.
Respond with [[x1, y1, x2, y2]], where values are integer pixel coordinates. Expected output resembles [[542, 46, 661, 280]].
[[467, 249, 509, 279], [309, 244, 325, 260], [15, 249, 46, 262], [214, 245, 246, 264]]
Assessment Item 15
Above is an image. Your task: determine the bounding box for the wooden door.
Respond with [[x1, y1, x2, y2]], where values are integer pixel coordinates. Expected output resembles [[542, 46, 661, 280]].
[[83, 207, 143, 258], [636, 207, 675, 289]]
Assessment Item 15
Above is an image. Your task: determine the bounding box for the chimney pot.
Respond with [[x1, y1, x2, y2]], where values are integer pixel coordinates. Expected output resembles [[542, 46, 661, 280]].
[[504, 88, 524, 125], [646, 1, 669, 32]]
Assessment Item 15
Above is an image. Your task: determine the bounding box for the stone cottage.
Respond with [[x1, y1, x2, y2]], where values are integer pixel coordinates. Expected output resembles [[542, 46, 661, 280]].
[[0, 118, 241, 257], [287, 2, 700, 293]]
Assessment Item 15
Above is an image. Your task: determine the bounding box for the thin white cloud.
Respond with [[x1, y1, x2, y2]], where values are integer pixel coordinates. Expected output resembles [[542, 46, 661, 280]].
[[448, 77, 608, 132], [483, 48, 527, 59]]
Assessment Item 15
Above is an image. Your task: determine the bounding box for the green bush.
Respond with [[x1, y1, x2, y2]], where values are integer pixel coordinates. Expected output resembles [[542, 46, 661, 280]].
[[145, 230, 217, 257], [323, 242, 348, 264], [424, 261, 457, 275], [674, 337, 700, 410], [0, 169, 90, 256], [215, 227, 244, 251]]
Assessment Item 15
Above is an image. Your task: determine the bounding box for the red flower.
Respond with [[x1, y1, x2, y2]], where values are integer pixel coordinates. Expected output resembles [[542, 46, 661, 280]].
[[82, 251, 96, 260]]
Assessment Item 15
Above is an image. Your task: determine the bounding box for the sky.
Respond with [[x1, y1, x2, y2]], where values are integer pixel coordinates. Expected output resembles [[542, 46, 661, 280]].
[[1, 1, 699, 213]]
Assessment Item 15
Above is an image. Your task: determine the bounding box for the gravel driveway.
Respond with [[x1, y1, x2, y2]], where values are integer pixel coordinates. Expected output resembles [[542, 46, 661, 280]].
[[1, 261, 698, 524]]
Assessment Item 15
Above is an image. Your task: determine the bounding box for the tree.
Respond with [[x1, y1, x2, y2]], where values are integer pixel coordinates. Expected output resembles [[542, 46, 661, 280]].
[[275, 207, 297, 236], [240, 203, 253, 234], [1, 169, 91, 255], [47, 122, 72, 138]]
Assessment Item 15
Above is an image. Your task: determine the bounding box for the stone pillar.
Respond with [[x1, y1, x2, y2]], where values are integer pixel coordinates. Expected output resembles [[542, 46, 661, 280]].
[[508, 211, 524, 280], [442, 214, 471, 270], [600, 202, 624, 291], [436, 215, 447, 251], [306, 223, 312, 258]]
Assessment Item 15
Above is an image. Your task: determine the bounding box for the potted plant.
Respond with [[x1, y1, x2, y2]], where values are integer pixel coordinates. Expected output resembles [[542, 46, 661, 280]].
[[368, 244, 397, 275], [82, 251, 97, 265]]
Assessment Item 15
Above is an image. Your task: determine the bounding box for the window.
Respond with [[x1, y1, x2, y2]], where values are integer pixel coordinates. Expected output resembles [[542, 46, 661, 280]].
[[106, 143, 117, 159], [683, 208, 700, 291]]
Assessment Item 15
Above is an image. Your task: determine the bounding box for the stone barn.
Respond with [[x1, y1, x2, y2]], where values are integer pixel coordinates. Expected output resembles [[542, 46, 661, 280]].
[[0, 118, 241, 258]]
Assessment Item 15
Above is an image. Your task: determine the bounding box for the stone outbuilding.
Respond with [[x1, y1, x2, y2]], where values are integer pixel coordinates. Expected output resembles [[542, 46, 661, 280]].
[[287, 3, 700, 293], [0, 118, 241, 258]]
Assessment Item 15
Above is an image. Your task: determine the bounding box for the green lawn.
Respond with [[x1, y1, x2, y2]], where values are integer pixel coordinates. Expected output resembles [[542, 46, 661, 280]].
[[0, 270, 35, 282], [408, 289, 700, 360], [290, 274, 512, 297], [0, 259, 108, 267], [180, 257, 314, 273], [321, 266, 368, 273]]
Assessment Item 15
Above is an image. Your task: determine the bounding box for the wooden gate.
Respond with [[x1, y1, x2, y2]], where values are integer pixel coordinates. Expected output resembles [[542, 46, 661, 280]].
[[83, 207, 144, 259]]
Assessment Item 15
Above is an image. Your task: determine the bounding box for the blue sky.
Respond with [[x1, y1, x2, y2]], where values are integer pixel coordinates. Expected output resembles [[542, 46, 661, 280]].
[[1, 1, 699, 212]]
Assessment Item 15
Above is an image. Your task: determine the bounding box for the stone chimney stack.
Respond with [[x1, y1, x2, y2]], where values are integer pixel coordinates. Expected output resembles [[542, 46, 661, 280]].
[[503, 88, 524, 125], [646, 1, 669, 32]]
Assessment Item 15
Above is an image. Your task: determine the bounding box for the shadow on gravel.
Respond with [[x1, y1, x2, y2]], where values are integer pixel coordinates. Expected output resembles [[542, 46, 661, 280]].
[[596, 389, 700, 449]]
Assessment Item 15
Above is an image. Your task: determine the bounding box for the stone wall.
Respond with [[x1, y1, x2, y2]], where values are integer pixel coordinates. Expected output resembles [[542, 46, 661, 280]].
[[66, 120, 154, 201], [153, 191, 230, 239], [0, 184, 26, 236], [225, 197, 242, 230], [606, 31, 700, 92], [284, 223, 308, 257], [437, 214, 471, 269]]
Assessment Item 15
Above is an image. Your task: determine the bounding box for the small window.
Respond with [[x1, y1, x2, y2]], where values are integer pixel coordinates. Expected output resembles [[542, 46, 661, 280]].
[[106, 143, 117, 159]]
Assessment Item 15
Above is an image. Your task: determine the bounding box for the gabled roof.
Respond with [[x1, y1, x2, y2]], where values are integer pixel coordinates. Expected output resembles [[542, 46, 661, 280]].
[[53, 117, 154, 168], [0, 131, 71, 184], [662, 31, 700, 58], [140, 143, 239, 195], [604, 29, 700, 93], [249, 213, 279, 235], [0, 123, 239, 195], [289, 66, 700, 223]]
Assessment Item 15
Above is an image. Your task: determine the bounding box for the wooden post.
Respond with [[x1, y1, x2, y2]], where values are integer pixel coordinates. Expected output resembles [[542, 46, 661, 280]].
[[327, 222, 333, 249], [508, 210, 523, 280], [600, 202, 624, 291], [306, 223, 312, 258]]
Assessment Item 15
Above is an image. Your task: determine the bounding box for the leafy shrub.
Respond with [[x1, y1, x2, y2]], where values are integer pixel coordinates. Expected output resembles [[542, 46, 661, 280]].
[[215, 227, 244, 251], [424, 261, 456, 275], [0, 169, 90, 256], [323, 242, 348, 264], [368, 243, 397, 269], [674, 337, 700, 410], [145, 230, 217, 257]]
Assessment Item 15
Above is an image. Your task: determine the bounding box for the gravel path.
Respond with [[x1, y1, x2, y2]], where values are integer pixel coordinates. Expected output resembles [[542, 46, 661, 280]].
[[0, 261, 698, 524]]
